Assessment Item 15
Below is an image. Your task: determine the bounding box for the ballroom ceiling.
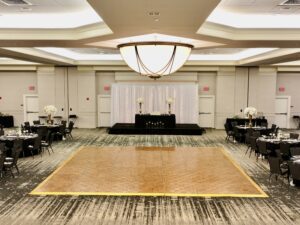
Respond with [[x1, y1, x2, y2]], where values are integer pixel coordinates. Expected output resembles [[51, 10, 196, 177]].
[[0, 0, 300, 66]]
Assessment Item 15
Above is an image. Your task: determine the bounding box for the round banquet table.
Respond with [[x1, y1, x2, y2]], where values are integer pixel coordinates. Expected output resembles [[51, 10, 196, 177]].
[[257, 137, 300, 155], [235, 125, 272, 142], [0, 133, 38, 157]]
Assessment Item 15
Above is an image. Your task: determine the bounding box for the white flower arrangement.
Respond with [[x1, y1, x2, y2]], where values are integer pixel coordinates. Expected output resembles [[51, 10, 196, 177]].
[[137, 97, 144, 104], [43, 105, 57, 116], [166, 97, 174, 104], [244, 107, 257, 117]]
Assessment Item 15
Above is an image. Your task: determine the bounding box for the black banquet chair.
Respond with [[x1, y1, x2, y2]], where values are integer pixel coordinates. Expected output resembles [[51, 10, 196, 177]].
[[27, 136, 42, 158], [41, 132, 55, 155], [65, 121, 74, 139], [5, 139, 23, 175], [224, 123, 234, 142], [279, 142, 291, 161], [0, 143, 14, 178], [288, 161, 300, 183], [256, 140, 271, 161], [268, 156, 289, 184]]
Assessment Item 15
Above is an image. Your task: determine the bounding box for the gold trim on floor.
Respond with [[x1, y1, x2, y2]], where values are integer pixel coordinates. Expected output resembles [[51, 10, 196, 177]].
[[30, 146, 268, 198]]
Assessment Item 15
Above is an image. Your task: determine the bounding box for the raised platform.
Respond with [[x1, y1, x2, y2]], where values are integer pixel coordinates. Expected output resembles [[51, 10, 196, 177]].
[[108, 123, 204, 135]]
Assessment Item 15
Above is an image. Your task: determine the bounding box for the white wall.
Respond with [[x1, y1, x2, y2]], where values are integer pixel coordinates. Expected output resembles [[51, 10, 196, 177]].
[[68, 68, 96, 128], [0, 66, 292, 129], [198, 72, 216, 95], [0, 71, 37, 126], [249, 67, 277, 126]]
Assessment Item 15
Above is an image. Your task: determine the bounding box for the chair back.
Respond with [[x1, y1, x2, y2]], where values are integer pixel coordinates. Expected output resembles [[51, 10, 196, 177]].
[[33, 136, 42, 150], [224, 123, 230, 135], [24, 122, 31, 132], [49, 133, 55, 146], [61, 120, 67, 127], [288, 161, 300, 180], [290, 133, 299, 140], [268, 157, 282, 175], [33, 120, 40, 125], [257, 140, 269, 155], [249, 137, 258, 150], [279, 142, 290, 158], [68, 121, 74, 131], [290, 147, 300, 156], [245, 129, 253, 145], [230, 121, 238, 130], [0, 147, 6, 171], [252, 131, 261, 138], [37, 126, 48, 140], [271, 124, 277, 132], [11, 139, 23, 165], [0, 143, 5, 152]]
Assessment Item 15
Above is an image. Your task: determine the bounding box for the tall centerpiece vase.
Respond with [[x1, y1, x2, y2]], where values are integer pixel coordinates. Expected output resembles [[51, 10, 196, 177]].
[[139, 102, 142, 114], [249, 114, 253, 127], [166, 97, 174, 115], [47, 114, 52, 125], [137, 97, 144, 114]]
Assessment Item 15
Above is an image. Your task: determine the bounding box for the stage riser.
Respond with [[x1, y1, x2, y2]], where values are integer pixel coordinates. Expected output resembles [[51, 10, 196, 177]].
[[109, 123, 204, 135]]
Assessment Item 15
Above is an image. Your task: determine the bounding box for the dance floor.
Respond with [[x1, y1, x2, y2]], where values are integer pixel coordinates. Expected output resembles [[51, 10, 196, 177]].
[[31, 146, 267, 197]]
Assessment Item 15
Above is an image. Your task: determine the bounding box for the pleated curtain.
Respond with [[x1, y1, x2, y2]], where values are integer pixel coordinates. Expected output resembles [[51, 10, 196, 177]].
[[111, 83, 198, 126]]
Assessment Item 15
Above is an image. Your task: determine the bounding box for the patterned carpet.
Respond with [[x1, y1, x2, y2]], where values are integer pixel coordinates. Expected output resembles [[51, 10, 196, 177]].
[[0, 128, 300, 225]]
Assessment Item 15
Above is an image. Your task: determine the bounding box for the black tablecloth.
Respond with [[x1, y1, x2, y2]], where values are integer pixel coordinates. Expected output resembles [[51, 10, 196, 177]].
[[135, 114, 176, 128], [226, 118, 267, 130], [0, 116, 14, 128]]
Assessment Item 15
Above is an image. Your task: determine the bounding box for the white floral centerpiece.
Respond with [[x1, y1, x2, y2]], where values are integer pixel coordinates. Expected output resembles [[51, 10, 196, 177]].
[[43, 105, 57, 124], [166, 97, 174, 114], [137, 97, 144, 114], [244, 107, 257, 127]]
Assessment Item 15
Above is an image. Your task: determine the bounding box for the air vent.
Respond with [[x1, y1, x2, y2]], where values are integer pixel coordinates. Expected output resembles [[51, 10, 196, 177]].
[[280, 0, 300, 5], [0, 0, 31, 6]]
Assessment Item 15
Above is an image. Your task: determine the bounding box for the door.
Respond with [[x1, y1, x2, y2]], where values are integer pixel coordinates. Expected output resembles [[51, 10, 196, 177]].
[[97, 95, 111, 127], [199, 95, 215, 128], [275, 96, 291, 128], [23, 95, 39, 124]]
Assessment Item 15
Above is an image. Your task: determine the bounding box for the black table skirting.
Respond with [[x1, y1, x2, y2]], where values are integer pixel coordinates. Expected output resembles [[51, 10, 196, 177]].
[[0, 116, 14, 128], [135, 114, 176, 128]]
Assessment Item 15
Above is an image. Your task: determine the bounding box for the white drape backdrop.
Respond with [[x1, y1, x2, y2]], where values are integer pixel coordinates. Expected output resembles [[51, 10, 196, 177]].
[[111, 83, 198, 125]]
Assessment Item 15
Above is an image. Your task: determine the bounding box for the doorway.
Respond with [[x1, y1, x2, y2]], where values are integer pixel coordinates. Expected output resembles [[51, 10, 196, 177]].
[[199, 95, 215, 128], [275, 96, 291, 129], [23, 95, 39, 124]]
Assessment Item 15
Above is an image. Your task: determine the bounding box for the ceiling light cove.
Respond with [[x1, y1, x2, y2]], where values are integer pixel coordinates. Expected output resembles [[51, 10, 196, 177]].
[[36, 48, 122, 61], [207, 10, 300, 28], [0, 0, 102, 28], [189, 48, 277, 61]]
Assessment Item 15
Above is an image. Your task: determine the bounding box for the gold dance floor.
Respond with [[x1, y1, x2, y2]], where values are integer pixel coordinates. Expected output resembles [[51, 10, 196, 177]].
[[31, 146, 268, 197]]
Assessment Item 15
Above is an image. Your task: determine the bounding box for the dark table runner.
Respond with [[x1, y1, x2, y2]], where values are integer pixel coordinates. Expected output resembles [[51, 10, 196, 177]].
[[0, 116, 14, 128], [135, 114, 176, 128]]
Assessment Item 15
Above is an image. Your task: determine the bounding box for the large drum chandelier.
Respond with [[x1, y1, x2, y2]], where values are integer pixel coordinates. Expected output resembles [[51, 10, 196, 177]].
[[118, 42, 193, 79]]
